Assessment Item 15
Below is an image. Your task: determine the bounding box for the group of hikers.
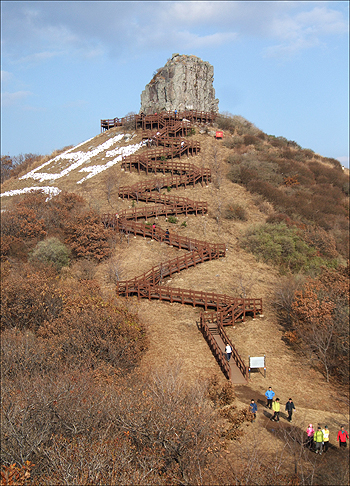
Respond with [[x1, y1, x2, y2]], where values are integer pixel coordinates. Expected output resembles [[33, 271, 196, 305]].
[[249, 388, 296, 424], [249, 387, 349, 453], [306, 424, 349, 454]]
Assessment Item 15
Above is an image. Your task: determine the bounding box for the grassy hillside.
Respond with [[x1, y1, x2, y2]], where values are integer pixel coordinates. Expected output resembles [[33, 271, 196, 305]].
[[1, 113, 349, 485]]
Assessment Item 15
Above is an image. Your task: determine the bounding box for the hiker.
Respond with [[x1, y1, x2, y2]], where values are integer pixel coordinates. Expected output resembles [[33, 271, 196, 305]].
[[306, 424, 315, 450], [285, 398, 296, 422], [337, 426, 349, 448], [249, 399, 257, 422], [322, 425, 330, 452], [165, 229, 170, 243], [225, 343, 232, 362], [152, 222, 156, 236], [314, 426, 324, 454], [265, 387, 275, 409], [271, 398, 280, 421]]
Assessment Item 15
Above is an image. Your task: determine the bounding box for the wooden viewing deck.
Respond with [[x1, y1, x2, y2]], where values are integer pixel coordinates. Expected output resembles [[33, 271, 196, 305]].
[[101, 110, 217, 132], [101, 111, 262, 382]]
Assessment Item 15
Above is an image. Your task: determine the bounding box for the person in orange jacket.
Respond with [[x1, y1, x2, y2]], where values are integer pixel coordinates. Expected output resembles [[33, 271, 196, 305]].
[[337, 426, 349, 448]]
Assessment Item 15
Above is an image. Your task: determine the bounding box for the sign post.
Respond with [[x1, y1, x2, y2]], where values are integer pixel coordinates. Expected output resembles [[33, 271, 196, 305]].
[[248, 355, 266, 378]]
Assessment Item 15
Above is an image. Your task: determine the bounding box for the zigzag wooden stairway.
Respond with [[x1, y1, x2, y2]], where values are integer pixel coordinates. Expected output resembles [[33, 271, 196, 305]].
[[101, 110, 263, 383]]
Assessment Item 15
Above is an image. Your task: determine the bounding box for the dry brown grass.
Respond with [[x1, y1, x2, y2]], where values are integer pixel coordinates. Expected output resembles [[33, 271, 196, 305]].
[[4, 123, 350, 477]]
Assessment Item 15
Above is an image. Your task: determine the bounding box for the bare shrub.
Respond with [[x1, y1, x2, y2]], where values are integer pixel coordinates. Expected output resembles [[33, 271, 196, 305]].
[[226, 153, 242, 165], [224, 203, 248, 221], [122, 111, 136, 130], [223, 135, 244, 149], [231, 271, 258, 299], [106, 256, 125, 283], [272, 275, 304, 328], [217, 113, 262, 136], [243, 134, 260, 146], [71, 258, 97, 280]]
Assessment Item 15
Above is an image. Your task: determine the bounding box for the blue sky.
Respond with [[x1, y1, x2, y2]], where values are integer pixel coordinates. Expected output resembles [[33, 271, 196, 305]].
[[1, 1, 349, 166]]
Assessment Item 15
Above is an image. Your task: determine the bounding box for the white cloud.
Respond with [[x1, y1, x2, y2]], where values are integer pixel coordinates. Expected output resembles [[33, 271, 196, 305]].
[[295, 6, 348, 36], [265, 5, 348, 57], [1, 90, 32, 107], [1, 70, 13, 84], [15, 50, 61, 65], [165, 31, 239, 50], [2, 2, 347, 63]]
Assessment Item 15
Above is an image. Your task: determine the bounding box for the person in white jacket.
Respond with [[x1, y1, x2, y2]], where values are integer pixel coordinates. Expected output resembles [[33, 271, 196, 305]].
[[225, 344, 232, 362]]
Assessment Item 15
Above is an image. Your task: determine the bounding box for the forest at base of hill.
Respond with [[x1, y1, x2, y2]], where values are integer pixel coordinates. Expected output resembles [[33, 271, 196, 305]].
[[1, 189, 349, 484]]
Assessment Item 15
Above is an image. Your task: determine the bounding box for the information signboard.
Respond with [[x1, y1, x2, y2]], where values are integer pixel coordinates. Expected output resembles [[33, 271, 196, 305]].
[[248, 355, 266, 378]]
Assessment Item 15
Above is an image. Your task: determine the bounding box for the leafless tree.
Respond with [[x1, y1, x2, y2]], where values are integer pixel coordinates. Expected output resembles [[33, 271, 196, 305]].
[[231, 271, 258, 299], [106, 256, 126, 284], [105, 172, 118, 206]]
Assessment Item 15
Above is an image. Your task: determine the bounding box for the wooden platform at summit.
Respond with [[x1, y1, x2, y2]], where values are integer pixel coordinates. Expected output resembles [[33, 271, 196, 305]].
[[101, 109, 263, 383]]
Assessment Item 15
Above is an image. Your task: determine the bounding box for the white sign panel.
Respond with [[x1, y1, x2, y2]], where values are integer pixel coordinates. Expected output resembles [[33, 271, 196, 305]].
[[249, 356, 265, 368]]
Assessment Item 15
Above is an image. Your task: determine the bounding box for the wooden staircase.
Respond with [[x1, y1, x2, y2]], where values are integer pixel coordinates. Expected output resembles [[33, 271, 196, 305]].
[[101, 110, 263, 382]]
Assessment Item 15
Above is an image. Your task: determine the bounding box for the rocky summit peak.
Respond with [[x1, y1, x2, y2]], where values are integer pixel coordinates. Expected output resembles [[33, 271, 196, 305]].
[[140, 54, 219, 114]]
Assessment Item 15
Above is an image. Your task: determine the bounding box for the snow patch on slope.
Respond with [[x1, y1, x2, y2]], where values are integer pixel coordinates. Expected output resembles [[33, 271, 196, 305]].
[[1, 186, 61, 200], [1, 131, 146, 199]]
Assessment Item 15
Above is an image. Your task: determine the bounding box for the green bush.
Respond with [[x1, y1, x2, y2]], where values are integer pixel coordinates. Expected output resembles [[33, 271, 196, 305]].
[[167, 216, 178, 224], [241, 223, 331, 274], [181, 221, 187, 227], [29, 237, 70, 270]]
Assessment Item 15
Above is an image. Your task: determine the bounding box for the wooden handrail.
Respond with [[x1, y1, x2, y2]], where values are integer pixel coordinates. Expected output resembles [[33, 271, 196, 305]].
[[115, 281, 262, 325], [101, 110, 261, 381], [101, 109, 217, 132]]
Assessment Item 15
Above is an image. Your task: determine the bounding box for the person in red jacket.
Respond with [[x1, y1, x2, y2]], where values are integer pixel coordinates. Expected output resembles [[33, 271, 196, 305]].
[[337, 426, 349, 448]]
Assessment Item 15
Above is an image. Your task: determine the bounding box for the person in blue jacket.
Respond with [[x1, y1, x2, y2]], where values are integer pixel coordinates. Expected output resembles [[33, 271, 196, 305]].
[[265, 387, 275, 409], [249, 399, 258, 422]]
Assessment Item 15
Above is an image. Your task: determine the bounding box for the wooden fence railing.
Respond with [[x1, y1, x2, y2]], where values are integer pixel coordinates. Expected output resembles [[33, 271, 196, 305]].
[[102, 110, 262, 381], [101, 110, 217, 132], [199, 316, 232, 380], [199, 314, 249, 380], [117, 170, 211, 198], [102, 219, 221, 253]]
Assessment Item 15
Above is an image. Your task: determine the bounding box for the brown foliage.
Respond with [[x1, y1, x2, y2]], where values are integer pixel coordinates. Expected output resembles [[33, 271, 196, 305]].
[[284, 176, 300, 186], [1, 267, 64, 332], [301, 226, 338, 259], [1, 191, 87, 261], [1, 272, 147, 374], [1, 364, 222, 485], [1, 206, 46, 259], [1, 461, 35, 486], [64, 209, 112, 261], [291, 264, 349, 383]]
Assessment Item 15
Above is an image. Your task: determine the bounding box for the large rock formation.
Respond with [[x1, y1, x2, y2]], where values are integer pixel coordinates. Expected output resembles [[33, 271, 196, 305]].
[[140, 53, 219, 114]]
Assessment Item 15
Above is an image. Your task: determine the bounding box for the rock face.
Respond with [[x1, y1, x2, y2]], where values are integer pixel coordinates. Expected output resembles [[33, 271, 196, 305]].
[[140, 53, 219, 114]]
